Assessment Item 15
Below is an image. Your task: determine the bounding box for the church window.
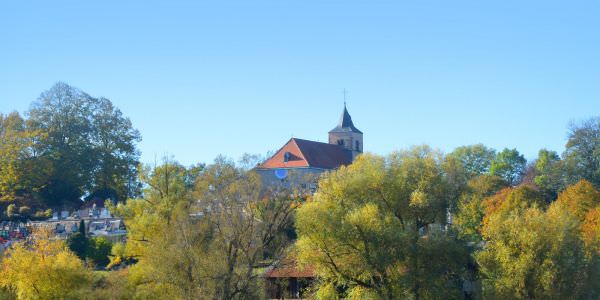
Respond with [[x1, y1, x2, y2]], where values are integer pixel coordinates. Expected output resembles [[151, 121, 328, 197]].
[[337, 139, 344, 146], [355, 141, 360, 150], [283, 152, 291, 162]]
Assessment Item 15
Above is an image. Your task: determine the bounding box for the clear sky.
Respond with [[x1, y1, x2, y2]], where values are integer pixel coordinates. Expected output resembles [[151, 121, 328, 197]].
[[1, 1, 598, 165]]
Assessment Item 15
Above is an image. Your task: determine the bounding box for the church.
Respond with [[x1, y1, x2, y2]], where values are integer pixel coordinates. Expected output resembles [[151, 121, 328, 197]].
[[255, 104, 363, 188]]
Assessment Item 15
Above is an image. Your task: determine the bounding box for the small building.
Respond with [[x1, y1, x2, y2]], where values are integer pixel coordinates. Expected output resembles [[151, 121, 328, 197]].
[[264, 256, 315, 300]]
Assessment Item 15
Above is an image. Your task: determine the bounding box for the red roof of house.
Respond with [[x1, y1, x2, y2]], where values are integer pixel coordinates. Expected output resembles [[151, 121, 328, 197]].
[[264, 256, 316, 278], [258, 138, 352, 170]]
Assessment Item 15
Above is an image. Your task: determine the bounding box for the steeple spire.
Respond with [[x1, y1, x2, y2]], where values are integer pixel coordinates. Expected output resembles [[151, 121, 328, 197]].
[[330, 103, 362, 134], [328, 100, 363, 157]]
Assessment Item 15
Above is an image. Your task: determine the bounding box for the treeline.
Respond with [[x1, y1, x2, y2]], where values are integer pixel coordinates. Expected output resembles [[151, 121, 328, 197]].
[[0, 82, 141, 218], [1, 157, 299, 299], [1, 83, 599, 299], [1, 118, 597, 299], [295, 117, 600, 299]]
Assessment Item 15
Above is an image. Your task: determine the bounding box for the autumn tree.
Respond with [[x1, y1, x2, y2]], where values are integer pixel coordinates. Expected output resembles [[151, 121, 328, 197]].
[[476, 182, 600, 299], [481, 185, 545, 227], [555, 180, 600, 221], [453, 174, 508, 242], [296, 147, 468, 299], [110, 157, 298, 299], [477, 205, 599, 299], [193, 158, 299, 299], [556, 180, 600, 254], [0, 112, 48, 202], [0, 228, 91, 299]]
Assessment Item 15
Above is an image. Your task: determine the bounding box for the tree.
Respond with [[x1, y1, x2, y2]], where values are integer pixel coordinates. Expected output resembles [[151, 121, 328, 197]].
[[193, 158, 299, 299], [477, 199, 600, 299], [0, 112, 48, 201], [481, 185, 545, 228], [27, 82, 141, 207], [444, 145, 497, 210], [563, 117, 600, 187], [109, 157, 298, 299], [0, 228, 91, 299], [582, 207, 600, 253], [533, 149, 564, 200], [555, 180, 600, 221], [447, 144, 496, 178], [296, 147, 468, 299], [0, 112, 28, 200], [554, 180, 600, 253], [87, 97, 142, 200], [475, 181, 600, 299], [87, 268, 134, 299], [490, 148, 527, 186], [454, 174, 508, 242], [67, 220, 88, 260], [87, 237, 113, 268]]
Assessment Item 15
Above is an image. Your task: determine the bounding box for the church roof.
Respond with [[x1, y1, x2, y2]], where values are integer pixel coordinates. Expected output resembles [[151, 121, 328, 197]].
[[329, 104, 362, 134], [257, 138, 353, 170]]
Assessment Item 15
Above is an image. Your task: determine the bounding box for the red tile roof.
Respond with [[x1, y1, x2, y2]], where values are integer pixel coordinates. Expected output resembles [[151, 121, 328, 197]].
[[258, 138, 352, 170], [264, 256, 316, 278]]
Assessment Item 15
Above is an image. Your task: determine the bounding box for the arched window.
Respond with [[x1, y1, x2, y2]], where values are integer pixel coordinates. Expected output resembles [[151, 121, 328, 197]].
[[337, 139, 344, 146], [355, 141, 360, 151], [283, 152, 291, 162]]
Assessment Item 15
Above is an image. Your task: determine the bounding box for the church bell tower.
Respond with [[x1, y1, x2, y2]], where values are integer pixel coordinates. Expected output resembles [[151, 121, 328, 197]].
[[328, 103, 363, 159]]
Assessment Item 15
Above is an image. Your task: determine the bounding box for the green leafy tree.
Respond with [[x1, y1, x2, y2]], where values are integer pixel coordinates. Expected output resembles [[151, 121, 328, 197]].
[[490, 148, 527, 186], [67, 220, 88, 260], [444, 145, 497, 209], [87, 237, 113, 268], [563, 117, 600, 187], [27, 82, 141, 207], [533, 149, 564, 200], [447, 144, 496, 178], [87, 97, 142, 201], [296, 147, 468, 299]]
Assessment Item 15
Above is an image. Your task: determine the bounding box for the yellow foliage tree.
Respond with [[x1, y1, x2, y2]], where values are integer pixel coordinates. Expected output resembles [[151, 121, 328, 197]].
[[0, 228, 91, 300], [555, 179, 600, 221], [477, 182, 600, 299], [297, 147, 468, 299]]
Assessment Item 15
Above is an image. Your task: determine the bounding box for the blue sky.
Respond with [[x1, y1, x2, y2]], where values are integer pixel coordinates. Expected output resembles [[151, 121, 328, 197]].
[[1, 1, 598, 165]]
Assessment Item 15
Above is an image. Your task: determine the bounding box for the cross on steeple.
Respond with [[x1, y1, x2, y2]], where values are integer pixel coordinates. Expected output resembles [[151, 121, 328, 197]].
[[342, 88, 348, 106]]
